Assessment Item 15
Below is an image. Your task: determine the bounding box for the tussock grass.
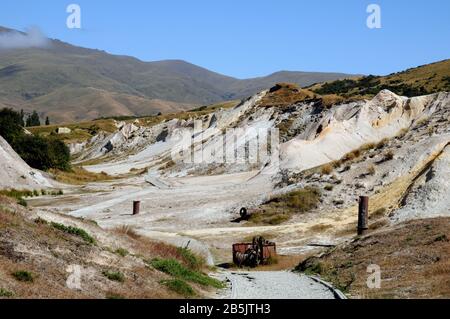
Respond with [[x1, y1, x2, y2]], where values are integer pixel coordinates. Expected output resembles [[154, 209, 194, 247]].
[[258, 83, 317, 108], [0, 288, 14, 297], [297, 217, 450, 298], [367, 165, 376, 176], [150, 259, 224, 288], [102, 270, 125, 282], [49, 167, 113, 185], [249, 187, 321, 225], [114, 248, 129, 257], [176, 247, 205, 271], [160, 279, 195, 297], [12, 271, 34, 282], [321, 164, 334, 175], [114, 225, 141, 240]]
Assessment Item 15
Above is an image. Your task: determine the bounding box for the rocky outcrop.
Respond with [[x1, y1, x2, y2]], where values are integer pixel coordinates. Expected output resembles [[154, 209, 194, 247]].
[[280, 91, 450, 172]]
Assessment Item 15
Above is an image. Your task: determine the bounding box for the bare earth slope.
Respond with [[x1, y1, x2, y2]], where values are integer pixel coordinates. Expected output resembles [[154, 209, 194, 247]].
[[0, 135, 53, 189]]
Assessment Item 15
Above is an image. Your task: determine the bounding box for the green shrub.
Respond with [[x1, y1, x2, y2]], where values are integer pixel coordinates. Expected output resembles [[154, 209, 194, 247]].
[[105, 292, 125, 299], [0, 108, 23, 143], [0, 108, 71, 171], [50, 222, 95, 244], [17, 198, 27, 207], [13, 135, 71, 171], [0, 189, 32, 207], [0, 189, 32, 199], [161, 279, 195, 297], [114, 248, 129, 257], [176, 247, 204, 270], [0, 288, 14, 297], [150, 259, 224, 288], [12, 271, 34, 282], [102, 270, 125, 282], [34, 217, 48, 225]]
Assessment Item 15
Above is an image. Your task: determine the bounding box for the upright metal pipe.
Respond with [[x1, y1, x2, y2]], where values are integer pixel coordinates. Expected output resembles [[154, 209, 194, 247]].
[[358, 196, 369, 235], [133, 201, 141, 215]]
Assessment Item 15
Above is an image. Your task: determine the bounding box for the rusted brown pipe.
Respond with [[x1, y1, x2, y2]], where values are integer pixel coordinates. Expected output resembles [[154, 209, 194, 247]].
[[357, 196, 369, 235], [133, 201, 141, 215]]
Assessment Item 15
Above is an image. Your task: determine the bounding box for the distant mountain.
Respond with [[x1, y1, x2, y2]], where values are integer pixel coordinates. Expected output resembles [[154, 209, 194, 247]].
[[0, 26, 356, 123]]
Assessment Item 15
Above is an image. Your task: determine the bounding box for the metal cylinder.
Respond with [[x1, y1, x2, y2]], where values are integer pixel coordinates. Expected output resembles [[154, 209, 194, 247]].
[[357, 196, 369, 235], [240, 207, 248, 218], [133, 201, 140, 215]]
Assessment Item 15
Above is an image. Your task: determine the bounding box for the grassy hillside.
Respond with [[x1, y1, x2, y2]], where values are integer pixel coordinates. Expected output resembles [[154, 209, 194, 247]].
[[296, 217, 450, 299], [0, 195, 222, 298], [309, 59, 450, 98], [0, 26, 355, 123]]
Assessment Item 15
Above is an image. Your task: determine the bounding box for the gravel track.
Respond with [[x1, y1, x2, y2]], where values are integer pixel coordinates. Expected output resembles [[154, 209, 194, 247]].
[[216, 271, 336, 299]]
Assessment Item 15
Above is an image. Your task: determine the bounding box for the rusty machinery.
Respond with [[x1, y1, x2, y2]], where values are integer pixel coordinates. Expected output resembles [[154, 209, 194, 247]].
[[232, 236, 276, 268]]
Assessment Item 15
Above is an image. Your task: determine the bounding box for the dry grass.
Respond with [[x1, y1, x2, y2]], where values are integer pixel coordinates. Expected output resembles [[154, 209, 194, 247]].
[[248, 187, 321, 225], [367, 164, 376, 176], [321, 164, 334, 175], [49, 167, 114, 185], [258, 83, 317, 108], [0, 196, 218, 299], [296, 217, 450, 298], [27, 119, 118, 143]]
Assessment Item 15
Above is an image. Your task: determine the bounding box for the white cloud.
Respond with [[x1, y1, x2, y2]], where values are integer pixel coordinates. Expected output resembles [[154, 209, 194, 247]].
[[0, 26, 49, 49]]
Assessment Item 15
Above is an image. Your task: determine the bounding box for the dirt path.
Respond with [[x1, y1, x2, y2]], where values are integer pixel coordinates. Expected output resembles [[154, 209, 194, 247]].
[[215, 271, 336, 299]]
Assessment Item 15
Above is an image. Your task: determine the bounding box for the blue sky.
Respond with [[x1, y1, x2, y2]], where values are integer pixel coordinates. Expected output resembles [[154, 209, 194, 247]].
[[1, 0, 449, 78]]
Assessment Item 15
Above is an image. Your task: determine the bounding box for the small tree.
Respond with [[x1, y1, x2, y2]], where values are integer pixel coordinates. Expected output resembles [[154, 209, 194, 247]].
[[0, 108, 24, 143], [20, 109, 25, 127], [45, 116, 50, 126], [26, 111, 41, 127]]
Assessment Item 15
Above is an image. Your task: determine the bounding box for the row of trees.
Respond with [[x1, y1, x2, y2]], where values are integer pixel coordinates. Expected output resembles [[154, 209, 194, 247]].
[[0, 108, 70, 171], [19, 110, 50, 127]]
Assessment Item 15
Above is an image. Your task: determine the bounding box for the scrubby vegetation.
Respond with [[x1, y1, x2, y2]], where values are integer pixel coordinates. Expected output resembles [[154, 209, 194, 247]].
[[160, 279, 195, 297], [102, 270, 125, 282], [258, 83, 317, 108], [114, 248, 129, 257], [150, 258, 223, 289], [0, 196, 212, 299], [0, 108, 71, 171], [50, 222, 96, 244], [12, 271, 34, 282], [249, 187, 321, 225], [49, 167, 112, 185], [176, 247, 205, 271], [296, 217, 450, 298], [311, 59, 450, 98], [0, 188, 62, 207], [0, 288, 14, 297]]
